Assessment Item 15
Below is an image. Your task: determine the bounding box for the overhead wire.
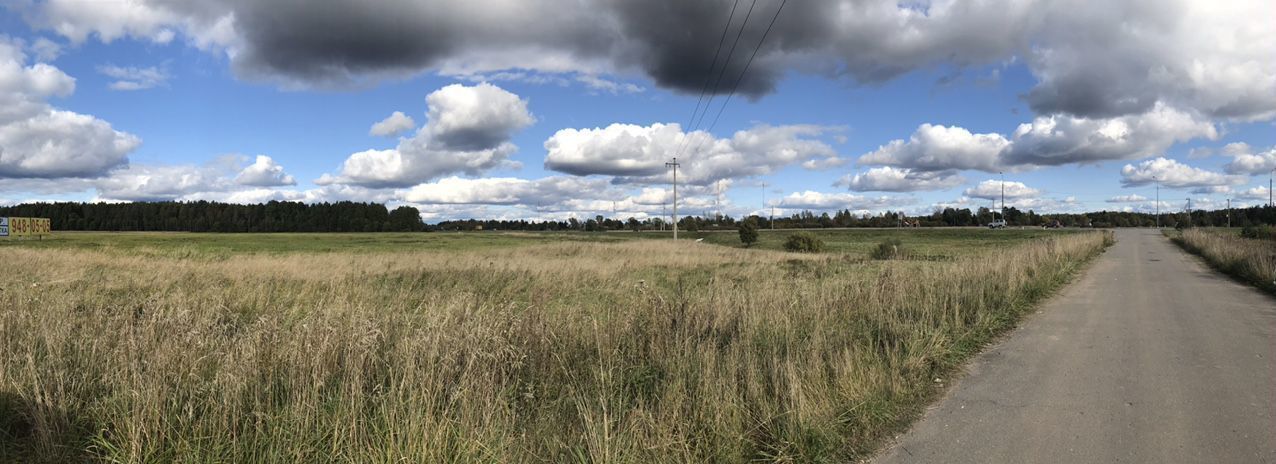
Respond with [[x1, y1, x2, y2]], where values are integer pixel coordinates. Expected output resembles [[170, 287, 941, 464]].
[[674, 0, 758, 161]]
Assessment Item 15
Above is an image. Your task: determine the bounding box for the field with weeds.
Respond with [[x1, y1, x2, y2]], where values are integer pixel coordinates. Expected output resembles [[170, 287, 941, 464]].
[[1170, 228, 1276, 294], [0, 229, 1109, 462]]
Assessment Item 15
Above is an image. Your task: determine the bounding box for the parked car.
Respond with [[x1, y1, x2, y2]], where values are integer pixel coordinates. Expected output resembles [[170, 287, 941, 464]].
[[1042, 220, 1063, 229]]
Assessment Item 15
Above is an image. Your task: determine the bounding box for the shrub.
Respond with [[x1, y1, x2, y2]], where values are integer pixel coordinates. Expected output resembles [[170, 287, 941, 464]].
[[1241, 225, 1276, 241], [738, 221, 759, 247], [870, 238, 907, 260], [783, 233, 824, 253]]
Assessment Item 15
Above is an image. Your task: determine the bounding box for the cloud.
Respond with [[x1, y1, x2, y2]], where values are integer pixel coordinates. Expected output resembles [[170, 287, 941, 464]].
[[776, 190, 913, 211], [860, 104, 1217, 172], [94, 163, 229, 202], [929, 195, 1083, 214], [1004, 104, 1217, 166], [1106, 194, 1148, 203], [368, 111, 415, 137], [0, 37, 140, 179], [837, 166, 965, 192], [1119, 157, 1247, 189], [963, 180, 1041, 200], [576, 74, 644, 94], [13, 0, 1273, 122], [323, 83, 533, 187], [859, 124, 1009, 172], [1022, 0, 1276, 121], [235, 155, 296, 186], [97, 64, 170, 90], [422, 82, 535, 151], [1189, 185, 1232, 195], [1222, 145, 1276, 175], [400, 176, 608, 206], [544, 122, 842, 185], [30, 37, 61, 61], [1236, 186, 1270, 201]]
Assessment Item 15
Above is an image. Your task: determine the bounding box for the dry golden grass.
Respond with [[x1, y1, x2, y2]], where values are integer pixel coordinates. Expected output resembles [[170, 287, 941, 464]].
[[0, 233, 1110, 462], [1172, 228, 1276, 294]]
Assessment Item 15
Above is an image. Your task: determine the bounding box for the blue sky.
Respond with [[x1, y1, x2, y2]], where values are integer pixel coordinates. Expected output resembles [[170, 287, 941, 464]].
[[1, 0, 1273, 222]]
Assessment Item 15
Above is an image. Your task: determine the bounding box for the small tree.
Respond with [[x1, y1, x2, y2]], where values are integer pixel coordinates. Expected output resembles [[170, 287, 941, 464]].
[[738, 220, 758, 247]]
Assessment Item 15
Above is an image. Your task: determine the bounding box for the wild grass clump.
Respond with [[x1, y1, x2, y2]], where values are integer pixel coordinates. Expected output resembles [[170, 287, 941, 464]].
[[783, 233, 825, 253], [870, 238, 907, 260], [0, 232, 1110, 462], [1173, 228, 1276, 294]]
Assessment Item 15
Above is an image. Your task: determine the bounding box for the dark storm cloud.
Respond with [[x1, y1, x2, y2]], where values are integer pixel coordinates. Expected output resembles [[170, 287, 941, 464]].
[[230, 1, 459, 83], [220, 0, 619, 86], [13, 0, 1276, 121], [608, 0, 832, 98]]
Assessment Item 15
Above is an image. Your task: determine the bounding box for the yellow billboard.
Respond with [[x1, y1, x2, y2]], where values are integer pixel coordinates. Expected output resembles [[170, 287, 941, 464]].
[[2, 217, 51, 238]]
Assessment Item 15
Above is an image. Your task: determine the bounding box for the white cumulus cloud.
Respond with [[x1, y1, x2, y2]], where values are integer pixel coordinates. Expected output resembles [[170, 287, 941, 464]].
[[323, 83, 534, 187], [235, 155, 296, 186], [1119, 157, 1247, 189], [544, 123, 843, 185], [368, 111, 415, 137], [963, 180, 1041, 200], [0, 36, 140, 179], [837, 166, 966, 192]]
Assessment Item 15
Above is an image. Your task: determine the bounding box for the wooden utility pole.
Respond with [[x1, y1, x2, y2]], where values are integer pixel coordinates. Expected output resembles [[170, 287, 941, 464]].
[[666, 158, 680, 240]]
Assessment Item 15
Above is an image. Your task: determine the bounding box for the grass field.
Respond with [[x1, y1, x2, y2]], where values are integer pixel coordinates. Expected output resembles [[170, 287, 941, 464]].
[[0, 229, 1109, 462], [1169, 228, 1276, 294], [3, 227, 1077, 258]]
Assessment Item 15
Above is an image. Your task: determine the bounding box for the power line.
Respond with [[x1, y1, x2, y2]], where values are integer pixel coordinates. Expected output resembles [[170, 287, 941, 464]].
[[675, 0, 758, 159], [688, 0, 787, 159], [700, 0, 788, 138], [683, 0, 741, 137]]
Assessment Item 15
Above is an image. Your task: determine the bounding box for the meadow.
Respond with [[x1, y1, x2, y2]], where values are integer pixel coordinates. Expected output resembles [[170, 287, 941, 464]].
[[0, 228, 1110, 462]]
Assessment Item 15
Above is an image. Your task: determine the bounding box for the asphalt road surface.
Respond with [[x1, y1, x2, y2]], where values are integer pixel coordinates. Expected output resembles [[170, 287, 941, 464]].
[[874, 229, 1276, 463]]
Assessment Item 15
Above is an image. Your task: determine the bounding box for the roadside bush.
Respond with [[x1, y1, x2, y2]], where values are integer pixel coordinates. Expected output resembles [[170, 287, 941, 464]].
[[783, 233, 824, 253], [870, 238, 907, 260], [1241, 225, 1276, 241]]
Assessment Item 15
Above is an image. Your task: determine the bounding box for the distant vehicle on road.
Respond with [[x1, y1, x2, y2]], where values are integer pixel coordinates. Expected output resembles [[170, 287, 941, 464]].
[[1042, 220, 1063, 229], [988, 220, 1007, 229]]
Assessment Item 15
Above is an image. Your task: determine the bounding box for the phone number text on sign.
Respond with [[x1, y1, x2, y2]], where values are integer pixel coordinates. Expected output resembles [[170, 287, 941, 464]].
[[2, 217, 50, 238]]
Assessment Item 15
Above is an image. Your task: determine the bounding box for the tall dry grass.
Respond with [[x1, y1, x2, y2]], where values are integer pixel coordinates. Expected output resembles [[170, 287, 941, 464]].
[[1, 233, 1110, 462], [1172, 228, 1276, 294]]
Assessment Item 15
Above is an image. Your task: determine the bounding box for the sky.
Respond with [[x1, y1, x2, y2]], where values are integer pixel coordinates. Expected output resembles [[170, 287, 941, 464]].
[[0, 0, 1274, 222]]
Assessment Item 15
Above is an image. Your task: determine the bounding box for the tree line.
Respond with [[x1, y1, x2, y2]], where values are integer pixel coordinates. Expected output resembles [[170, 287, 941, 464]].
[[0, 201, 424, 232], [1, 201, 1271, 232], [438, 205, 1276, 231]]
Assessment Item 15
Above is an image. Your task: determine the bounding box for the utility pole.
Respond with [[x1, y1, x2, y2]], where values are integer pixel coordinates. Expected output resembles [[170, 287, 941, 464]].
[[666, 158, 680, 240], [661, 203, 666, 231], [761, 181, 767, 228], [1227, 198, 1232, 228], [1270, 168, 1273, 208], [1186, 198, 1192, 227], [771, 189, 778, 230], [1155, 175, 1160, 228], [1000, 172, 1006, 222]]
